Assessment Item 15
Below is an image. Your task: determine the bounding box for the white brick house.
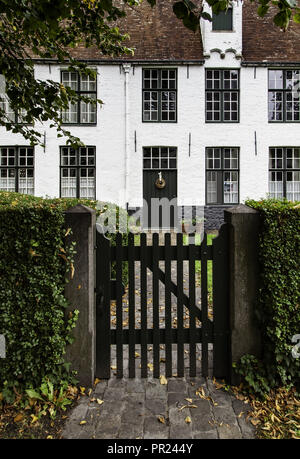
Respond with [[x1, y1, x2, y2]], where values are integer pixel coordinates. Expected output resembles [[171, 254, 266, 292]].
[[0, 0, 299, 229]]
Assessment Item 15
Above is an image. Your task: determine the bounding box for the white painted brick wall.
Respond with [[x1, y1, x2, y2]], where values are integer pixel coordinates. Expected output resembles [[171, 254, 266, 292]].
[[1, 62, 300, 208], [1, 2, 300, 209]]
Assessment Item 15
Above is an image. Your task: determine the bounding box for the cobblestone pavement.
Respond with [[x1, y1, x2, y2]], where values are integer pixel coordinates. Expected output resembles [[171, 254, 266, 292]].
[[62, 377, 255, 439]]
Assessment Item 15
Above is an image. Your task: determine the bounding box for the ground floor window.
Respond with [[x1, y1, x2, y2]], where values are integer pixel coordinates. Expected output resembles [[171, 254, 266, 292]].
[[60, 146, 96, 199], [206, 147, 239, 204], [0, 146, 34, 194], [269, 147, 300, 200]]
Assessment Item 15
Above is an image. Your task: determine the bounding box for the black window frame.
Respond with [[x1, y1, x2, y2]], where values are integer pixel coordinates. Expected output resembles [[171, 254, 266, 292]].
[[205, 147, 240, 205], [268, 147, 300, 200], [60, 70, 97, 126], [142, 68, 177, 123], [60, 146, 96, 199], [212, 8, 233, 31], [0, 146, 34, 194], [143, 146, 177, 170], [268, 69, 300, 123], [205, 69, 240, 123]]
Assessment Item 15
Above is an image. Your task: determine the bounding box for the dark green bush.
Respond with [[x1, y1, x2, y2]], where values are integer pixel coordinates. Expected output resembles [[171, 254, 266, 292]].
[[236, 199, 300, 395], [0, 192, 129, 398]]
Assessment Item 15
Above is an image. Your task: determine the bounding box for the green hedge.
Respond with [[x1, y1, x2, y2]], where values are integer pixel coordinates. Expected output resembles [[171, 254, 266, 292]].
[[0, 192, 129, 399], [236, 199, 300, 395]]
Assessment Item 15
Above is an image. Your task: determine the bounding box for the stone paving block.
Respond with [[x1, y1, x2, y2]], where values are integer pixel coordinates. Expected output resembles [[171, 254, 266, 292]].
[[167, 392, 189, 408], [126, 378, 146, 393], [108, 378, 127, 389], [118, 422, 144, 439], [189, 399, 212, 418], [99, 400, 126, 417], [190, 414, 214, 432], [94, 414, 122, 439], [169, 424, 193, 439], [144, 399, 167, 416], [217, 423, 242, 439], [212, 405, 239, 425], [103, 387, 126, 401], [144, 416, 169, 439], [94, 381, 108, 395], [66, 399, 89, 423], [193, 429, 218, 439], [167, 378, 188, 393], [145, 379, 168, 400]]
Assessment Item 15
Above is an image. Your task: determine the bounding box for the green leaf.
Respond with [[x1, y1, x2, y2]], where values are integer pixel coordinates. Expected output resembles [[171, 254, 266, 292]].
[[173, 1, 189, 20], [25, 389, 44, 401]]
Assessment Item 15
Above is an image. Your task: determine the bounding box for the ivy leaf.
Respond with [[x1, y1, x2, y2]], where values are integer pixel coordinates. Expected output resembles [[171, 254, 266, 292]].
[[173, 1, 189, 20]]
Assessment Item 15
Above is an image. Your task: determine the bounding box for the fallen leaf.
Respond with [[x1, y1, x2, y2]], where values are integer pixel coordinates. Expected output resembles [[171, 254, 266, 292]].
[[94, 378, 101, 386], [46, 435, 53, 440], [185, 416, 192, 424], [160, 375, 167, 385], [80, 420, 87, 425], [185, 398, 193, 403], [31, 414, 38, 424], [97, 399, 104, 405], [111, 366, 117, 370], [157, 415, 165, 424], [14, 413, 23, 423]]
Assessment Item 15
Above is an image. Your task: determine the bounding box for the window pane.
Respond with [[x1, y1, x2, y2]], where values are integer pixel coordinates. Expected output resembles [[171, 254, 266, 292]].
[[212, 9, 233, 31], [61, 168, 77, 197], [224, 171, 238, 203], [268, 92, 283, 121], [268, 70, 283, 90], [268, 171, 283, 199], [0, 168, 15, 191], [80, 93, 96, 123], [62, 72, 78, 91], [207, 171, 218, 203], [286, 171, 300, 201], [80, 168, 95, 199], [62, 102, 78, 123], [80, 74, 96, 92]]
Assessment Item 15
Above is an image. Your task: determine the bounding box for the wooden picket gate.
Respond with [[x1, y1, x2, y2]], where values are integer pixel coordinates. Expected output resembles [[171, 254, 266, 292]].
[[95, 225, 230, 380]]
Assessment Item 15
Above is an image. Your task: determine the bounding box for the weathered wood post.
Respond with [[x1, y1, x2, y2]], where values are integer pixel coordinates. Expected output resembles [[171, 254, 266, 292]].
[[224, 204, 262, 384], [64, 205, 96, 387]]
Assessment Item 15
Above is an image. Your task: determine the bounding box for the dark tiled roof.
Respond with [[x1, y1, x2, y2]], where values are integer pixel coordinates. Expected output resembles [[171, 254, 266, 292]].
[[69, 0, 204, 62], [243, 0, 300, 63]]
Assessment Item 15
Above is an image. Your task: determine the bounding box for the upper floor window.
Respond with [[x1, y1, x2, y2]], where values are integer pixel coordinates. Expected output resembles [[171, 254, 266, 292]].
[[0, 146, 34, 194], [206, 70, 239, 122], [212, 8, 233, 31], [269, 147, 300, 201], [0, 95, 27, 124], [61, 71, 97, 125], [60, 146, 96, 199], [142, 69, 177, 122], [206, 147, 239, 204], [268, 70, 300, 122]]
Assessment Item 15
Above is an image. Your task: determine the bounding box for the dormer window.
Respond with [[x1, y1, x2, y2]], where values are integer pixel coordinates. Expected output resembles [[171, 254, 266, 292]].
[[212, 8, 233, 31]]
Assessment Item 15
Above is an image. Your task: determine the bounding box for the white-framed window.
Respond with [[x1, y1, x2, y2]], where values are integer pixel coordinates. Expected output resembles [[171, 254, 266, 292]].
[[269, 147, 300, 200], [206, 147, 239, 204], [60, 146, 96, 199], [61, 71, 97, 124], [0, 146, 34, 194]]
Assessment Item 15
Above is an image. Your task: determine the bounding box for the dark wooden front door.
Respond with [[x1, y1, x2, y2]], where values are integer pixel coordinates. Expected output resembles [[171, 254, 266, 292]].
[[143, 169, 177, 229]]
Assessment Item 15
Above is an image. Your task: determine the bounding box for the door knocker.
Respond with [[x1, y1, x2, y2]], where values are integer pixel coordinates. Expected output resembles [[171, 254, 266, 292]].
[[155, 171, 166, 189]]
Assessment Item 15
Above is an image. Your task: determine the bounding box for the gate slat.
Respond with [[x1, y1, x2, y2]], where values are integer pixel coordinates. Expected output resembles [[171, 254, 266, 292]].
[[177, 233, 184, 377], [152, 233, 160, 378], [201, 233, 209, 377], [189, 235, 196, 377], [128, 233, 135, 378], [116, 232, 123, 378], [96, 231, 111, 378], [165, 233, 172, 378], [213, 223, 230, 379], [140, 233, 148, 377]]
